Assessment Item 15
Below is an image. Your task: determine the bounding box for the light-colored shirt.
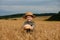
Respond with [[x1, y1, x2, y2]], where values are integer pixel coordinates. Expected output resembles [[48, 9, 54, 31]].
[[23, 21, 35, 27]]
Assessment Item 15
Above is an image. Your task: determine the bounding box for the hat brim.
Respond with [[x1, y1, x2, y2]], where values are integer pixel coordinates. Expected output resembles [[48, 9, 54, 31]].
[[23, 15, 35, 19]]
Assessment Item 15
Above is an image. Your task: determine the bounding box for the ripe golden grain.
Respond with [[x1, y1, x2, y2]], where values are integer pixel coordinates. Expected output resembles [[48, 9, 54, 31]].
[[0, 17, 60, 40]]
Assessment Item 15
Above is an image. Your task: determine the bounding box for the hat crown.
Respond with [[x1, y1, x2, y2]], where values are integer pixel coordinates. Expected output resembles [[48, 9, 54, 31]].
[[25, 12, 33, 15], [23, 12, 35, 19]]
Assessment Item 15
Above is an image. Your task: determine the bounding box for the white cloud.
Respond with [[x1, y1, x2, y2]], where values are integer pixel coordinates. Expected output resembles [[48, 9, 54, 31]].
[[0, 0, 59, 6], [0, 5, 60, 13], [0, 0, 60, 16], [0, 0, 50, 1]]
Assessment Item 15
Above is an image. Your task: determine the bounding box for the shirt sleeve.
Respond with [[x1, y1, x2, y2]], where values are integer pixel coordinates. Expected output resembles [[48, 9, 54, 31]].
[[22, 21, 36, 27], [21, 21, 25, 27], [31, 22, 36, 28]]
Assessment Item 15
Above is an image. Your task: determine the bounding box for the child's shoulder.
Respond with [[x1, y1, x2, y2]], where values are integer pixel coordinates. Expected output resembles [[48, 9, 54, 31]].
[[32, 21, 35, 23], [24, 20, 35, 23]]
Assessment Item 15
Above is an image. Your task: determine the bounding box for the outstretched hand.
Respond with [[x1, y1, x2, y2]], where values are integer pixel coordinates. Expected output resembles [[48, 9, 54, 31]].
[[23, 24, 33, 30]]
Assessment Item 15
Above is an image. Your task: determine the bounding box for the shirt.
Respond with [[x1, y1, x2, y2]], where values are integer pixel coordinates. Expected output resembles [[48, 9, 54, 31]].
[[23, 21, 35, 27]]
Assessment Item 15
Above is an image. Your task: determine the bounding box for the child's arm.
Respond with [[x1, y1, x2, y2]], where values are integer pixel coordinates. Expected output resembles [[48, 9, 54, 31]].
[[31, 22, 36, 28]]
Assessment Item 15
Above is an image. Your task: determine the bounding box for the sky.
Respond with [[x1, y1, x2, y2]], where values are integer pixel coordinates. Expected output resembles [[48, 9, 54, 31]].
[[0, 0, 60, 16]]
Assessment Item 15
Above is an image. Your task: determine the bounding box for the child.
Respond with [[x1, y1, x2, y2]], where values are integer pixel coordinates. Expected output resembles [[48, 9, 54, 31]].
[[22, 12, 35, 33]]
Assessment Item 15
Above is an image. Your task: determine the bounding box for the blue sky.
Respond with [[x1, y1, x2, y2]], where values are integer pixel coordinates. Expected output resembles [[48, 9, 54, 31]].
[[0, 0, 60, 16]]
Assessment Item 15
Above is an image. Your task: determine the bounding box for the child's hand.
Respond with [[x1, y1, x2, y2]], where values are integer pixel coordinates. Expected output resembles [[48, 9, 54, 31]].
[[24, 24, 31, 29], [24, 24, 31, 27]]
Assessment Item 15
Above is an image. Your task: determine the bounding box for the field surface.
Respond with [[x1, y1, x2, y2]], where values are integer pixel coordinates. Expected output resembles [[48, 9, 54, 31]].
[[0, 17, 60, 40]]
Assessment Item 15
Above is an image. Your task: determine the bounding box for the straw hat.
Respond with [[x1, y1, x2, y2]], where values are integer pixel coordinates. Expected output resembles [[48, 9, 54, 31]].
[[23, 12, 35, 19]]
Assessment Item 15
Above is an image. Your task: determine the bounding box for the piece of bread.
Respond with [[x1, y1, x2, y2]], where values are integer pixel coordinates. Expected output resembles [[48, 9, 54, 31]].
[[24, 24, 31, 29]]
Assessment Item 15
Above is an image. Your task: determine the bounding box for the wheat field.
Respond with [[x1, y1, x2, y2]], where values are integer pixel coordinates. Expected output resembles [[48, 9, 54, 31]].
[[0, 17, 60, 40]]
